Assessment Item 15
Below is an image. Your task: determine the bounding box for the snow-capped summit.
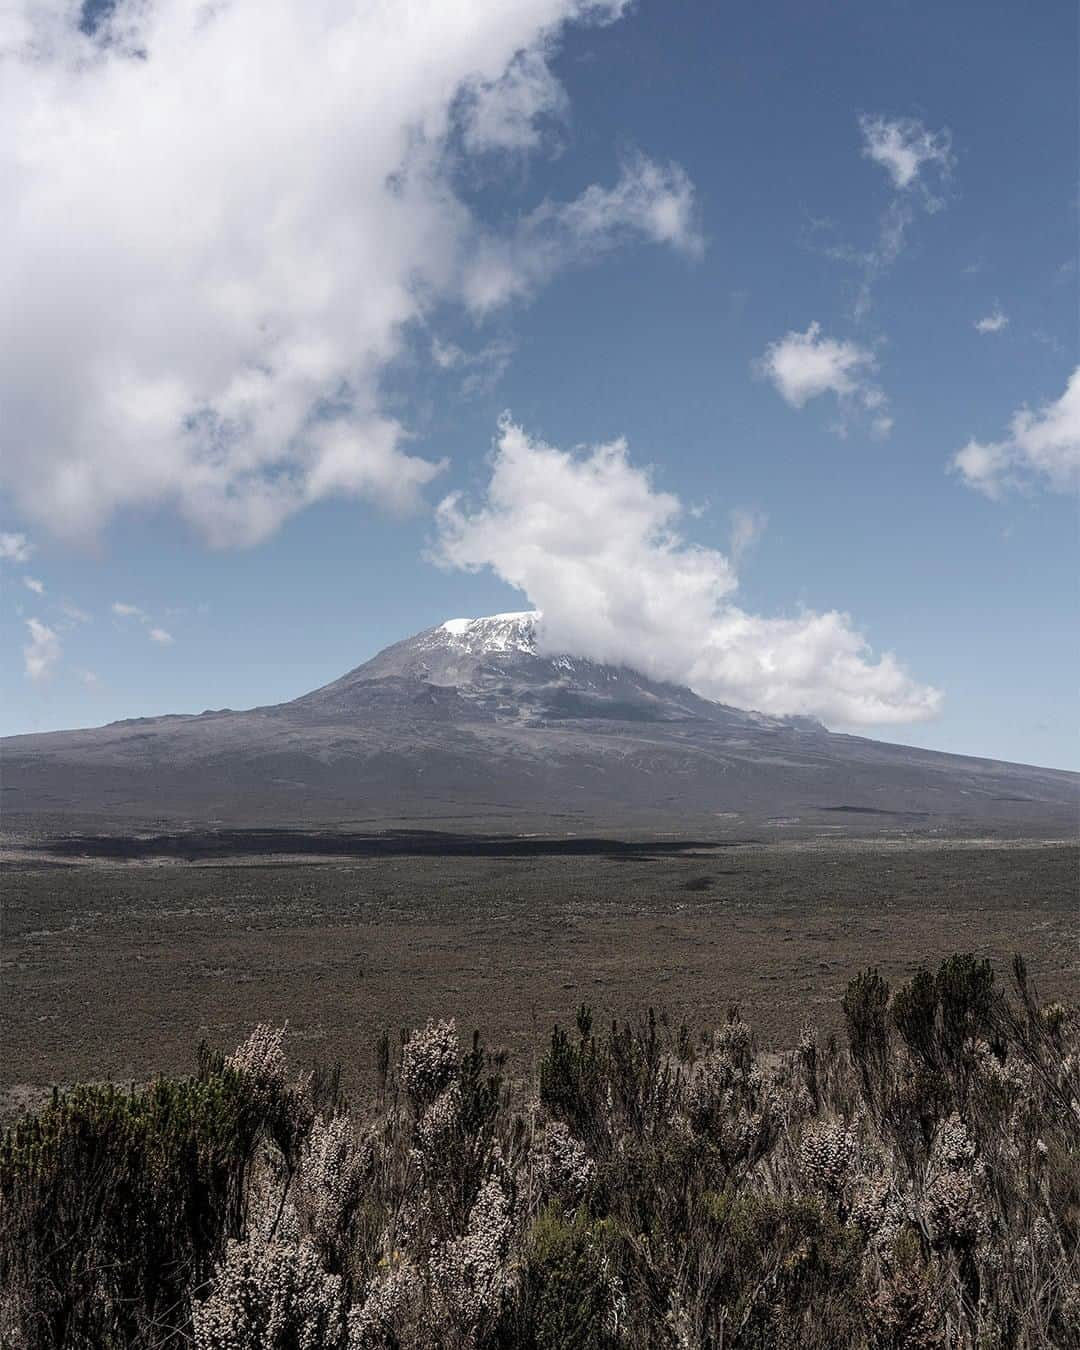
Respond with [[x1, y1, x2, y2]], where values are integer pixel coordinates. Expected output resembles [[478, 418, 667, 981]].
[[438, 611, 541, 655], [306, 608, 784, 729]]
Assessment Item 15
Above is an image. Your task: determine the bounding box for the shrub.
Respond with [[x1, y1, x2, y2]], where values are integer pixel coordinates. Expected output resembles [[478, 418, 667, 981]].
[[0, 1063, 276, 1347], [495, 1206, 618, 1350], [2, 954, 1077, 1349]]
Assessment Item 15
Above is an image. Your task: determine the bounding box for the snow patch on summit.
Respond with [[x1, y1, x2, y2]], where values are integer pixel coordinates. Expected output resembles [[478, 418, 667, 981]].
[[437, 611, 542, 654]]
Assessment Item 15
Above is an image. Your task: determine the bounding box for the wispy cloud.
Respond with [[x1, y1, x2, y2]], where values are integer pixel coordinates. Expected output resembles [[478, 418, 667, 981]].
[[0, 531, 33, 563], [23, 618, 60, 680], [431, 336, 516, 398], [951, 367, 1080, 497], [113, 600, 176, 645], [460, 46, 570, 156], [57, 600, 92, 625], [756, 322, 891, 435], [23, 576, 44, 594], [817, 114, 954, 319], [728, 508, 767, 567], [974, 308, 1008, 335], [859, 115, 954, 201], [462, 154, 703, 313]]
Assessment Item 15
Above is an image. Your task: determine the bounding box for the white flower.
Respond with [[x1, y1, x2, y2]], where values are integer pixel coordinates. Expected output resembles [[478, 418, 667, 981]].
[[401, 1019, 459, 1111], [194, 1235, 344, 1350]]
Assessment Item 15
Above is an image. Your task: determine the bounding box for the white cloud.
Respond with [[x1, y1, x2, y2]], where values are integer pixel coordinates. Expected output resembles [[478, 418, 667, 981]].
[[974, 309, 1008, 334], [58, 600, 91, 624], [79, 668, 101, 687], [23, 618, 60, 680], [23, 576, 44, 594], [756, 322, 889, 432], [0, 0, 691, 548], [728, 507, 766, 566], [951, 367, 1080, 498], [859, 115, 953, 198], [820, 114, 952, 318], [431, 336, 516, 397], [460, 46, 570, 155], [462, 155, 702, 312], [433, 418, 942, 725], [0, 531, 33, 563], [113, 599, 175, 643]]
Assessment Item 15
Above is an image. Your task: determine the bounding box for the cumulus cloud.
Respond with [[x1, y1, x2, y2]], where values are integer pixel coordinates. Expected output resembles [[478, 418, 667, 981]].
[[148, 627, 174, 645], [951, 367, 1080, 498], [1, 0, 692, 548], [23, 618, 60, 680], [23, 576, 44, 594], [974, 309, 1008, 334], [0, 532, 33, 563], [433, 418, 942, 725], [112, 602, 147, 621], [756, 322, 890, 434]]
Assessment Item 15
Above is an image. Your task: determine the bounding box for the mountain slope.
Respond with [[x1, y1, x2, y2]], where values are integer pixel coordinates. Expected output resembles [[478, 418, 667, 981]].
[[3, 613, 1075, 836]]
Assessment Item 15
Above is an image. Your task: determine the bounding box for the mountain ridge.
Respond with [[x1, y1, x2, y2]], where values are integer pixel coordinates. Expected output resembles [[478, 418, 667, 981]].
[[3, 612, 1076, 838]]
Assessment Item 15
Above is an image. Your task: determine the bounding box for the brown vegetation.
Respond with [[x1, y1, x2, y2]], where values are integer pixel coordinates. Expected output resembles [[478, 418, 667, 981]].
[[1, 954, 1077, 1348], [3, 839, 1076, 1103]]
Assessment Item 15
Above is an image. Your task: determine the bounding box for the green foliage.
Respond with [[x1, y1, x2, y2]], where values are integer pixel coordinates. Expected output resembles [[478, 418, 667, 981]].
[[843, 967, 891, 1096], [935, 954, 995, 1059], [494, 1206, 617, 1350], [539, 1009, 679, 1155], [890, 955, 1000, 1119], [0, 1065, 275, 1348], [538, 1022, 607, 1147], [892, 967, 940, 1070]]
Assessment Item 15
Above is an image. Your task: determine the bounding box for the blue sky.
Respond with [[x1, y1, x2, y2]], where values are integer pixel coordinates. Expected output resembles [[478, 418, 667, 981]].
[[1, 0, 1076, 769]]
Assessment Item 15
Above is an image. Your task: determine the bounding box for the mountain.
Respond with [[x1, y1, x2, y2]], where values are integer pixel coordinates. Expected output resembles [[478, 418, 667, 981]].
[[3, 612, 1076, 838]]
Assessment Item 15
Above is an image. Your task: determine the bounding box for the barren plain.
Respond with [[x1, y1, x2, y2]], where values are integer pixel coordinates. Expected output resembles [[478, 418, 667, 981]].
[[3, 830, 1075, 1113]]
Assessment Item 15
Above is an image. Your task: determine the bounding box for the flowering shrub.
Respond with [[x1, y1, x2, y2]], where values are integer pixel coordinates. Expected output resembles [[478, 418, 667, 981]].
[[799, 1119, 859, 1196], [401, 1018, 459, 1112], [536, 1122, 595, 1206], [194, 1235, 344, 1350], [1, 952, 1076, 1349]]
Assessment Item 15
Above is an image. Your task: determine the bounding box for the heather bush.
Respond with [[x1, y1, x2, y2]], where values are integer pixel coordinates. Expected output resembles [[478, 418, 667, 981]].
[[0, 1060, 282, 1349], [1, 951, 1076, 1349]]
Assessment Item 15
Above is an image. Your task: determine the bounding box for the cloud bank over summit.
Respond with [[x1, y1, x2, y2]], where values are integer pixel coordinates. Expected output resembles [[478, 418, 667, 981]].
[[434, 420, 942, 726], [0, 0, 696, 547]]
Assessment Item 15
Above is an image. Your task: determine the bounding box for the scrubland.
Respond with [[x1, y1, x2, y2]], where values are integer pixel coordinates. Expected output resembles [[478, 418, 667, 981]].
[[2, 953, 1077, 1349]]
